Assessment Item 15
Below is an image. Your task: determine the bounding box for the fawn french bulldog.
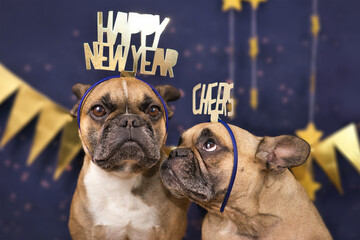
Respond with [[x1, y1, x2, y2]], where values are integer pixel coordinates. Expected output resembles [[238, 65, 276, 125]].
[[68, 77, 189, 240], [160, 122, 332, 240]]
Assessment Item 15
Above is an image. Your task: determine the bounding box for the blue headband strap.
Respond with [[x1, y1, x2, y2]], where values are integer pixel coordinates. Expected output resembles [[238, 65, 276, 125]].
[[77, 75, 169, 133], [218, 119, 238, 212]]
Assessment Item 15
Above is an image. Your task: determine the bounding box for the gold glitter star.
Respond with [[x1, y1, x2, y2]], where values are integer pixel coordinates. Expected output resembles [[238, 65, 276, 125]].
[[293, 166, 321, 201], [296, 122, 323, 146], [222, 0, 242, 12], [244, 0, 267, 10], [292, 122, 324, 200]]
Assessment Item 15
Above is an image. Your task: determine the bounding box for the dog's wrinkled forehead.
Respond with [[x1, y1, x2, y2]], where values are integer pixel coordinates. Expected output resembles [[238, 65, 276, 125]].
[[179, 123, 231, 147], [80, 77, 162, 113], [180, 122, 261, 159]]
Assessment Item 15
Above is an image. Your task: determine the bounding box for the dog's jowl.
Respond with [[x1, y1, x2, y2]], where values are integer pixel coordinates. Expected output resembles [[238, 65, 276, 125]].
[[68, 77, 189, 240], [160, 122, 332, 240]]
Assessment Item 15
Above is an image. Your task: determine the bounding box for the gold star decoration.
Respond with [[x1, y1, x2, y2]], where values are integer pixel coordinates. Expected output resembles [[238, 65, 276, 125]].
[[292, 157, 321, 201], [222, 0, 242, 12], [296, 122, 323, 145], [311, 14, 321, 37], [292, 122, 323, 200], [244, 0, 267, 10]]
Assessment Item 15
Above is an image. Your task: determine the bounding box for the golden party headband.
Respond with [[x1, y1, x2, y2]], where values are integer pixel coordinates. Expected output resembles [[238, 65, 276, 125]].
[[192, 82, 234, 122], [84, 11, 178, 77]]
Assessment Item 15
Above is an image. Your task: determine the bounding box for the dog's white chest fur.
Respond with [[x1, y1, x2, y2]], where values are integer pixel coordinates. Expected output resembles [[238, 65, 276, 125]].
[[84, 163, 159, 239]]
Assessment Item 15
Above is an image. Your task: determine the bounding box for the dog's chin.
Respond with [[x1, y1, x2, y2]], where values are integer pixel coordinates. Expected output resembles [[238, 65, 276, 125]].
[[97, 159, 141, 173]]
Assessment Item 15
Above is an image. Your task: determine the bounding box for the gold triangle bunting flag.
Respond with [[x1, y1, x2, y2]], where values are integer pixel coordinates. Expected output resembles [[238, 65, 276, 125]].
[[312, 123, 360, 194], [0, 64, 22, 104], [312, 140, 343, 194], [27, 102, 72, 165], [328, 123, 360, 173], [0, 64, 82, 179], [54, 119, 82, 180], [0, 85, 46, 147]]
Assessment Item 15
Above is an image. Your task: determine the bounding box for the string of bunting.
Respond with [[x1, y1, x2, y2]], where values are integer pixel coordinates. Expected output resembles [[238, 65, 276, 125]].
[[291, 0, 360, 200], [0, 63, 82, 180]]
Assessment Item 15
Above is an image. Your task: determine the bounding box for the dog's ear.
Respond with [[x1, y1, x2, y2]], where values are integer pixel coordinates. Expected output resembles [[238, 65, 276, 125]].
[[154, 85, 181, 119], [255, 135, 310, 174], [70, 83, 91, 118]]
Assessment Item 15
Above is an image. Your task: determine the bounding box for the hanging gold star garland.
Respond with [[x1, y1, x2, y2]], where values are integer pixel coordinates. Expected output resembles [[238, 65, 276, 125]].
[[222, 0, 241, 119], [292, 0, 360, 200], [222, 0, 266, 112], [292, 122, 323, 200], [245, 0, 267, 110], [222, 0, 242, 11], [221, 0, 360, 200], [0, 63, 82, 180]]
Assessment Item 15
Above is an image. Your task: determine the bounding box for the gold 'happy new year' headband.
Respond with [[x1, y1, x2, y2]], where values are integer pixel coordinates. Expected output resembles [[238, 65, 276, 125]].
[[84, 11, 178, 77]]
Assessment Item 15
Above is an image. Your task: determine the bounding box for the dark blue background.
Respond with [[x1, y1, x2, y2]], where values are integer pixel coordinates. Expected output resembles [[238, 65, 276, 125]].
[[1, 0, 360, 239]]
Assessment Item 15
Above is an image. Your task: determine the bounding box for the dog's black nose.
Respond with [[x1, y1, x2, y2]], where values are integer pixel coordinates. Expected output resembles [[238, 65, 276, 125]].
[[118, 115, 144, 128], [169, 148, 192, 158]]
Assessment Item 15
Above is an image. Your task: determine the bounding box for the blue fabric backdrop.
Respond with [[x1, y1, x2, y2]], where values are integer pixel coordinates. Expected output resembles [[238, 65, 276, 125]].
[[1, 0, 360, 239]]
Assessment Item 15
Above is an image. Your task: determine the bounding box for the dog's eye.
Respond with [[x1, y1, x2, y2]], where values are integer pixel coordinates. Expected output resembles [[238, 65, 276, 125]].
[[203, 139, 217, 152], [147, 105, 160, 117], [92, 105, 106, 117]]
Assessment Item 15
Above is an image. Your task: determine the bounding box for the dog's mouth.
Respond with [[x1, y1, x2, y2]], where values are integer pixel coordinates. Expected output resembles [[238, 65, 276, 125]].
[[160, 159, 214, 202], [94, 139, 143, 159], [93, 138, 160, 173], [118, 139, 143, 151], [160, 165, 187, 199], [95, 139, 143, 162], [121, 140, 139, 146]]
